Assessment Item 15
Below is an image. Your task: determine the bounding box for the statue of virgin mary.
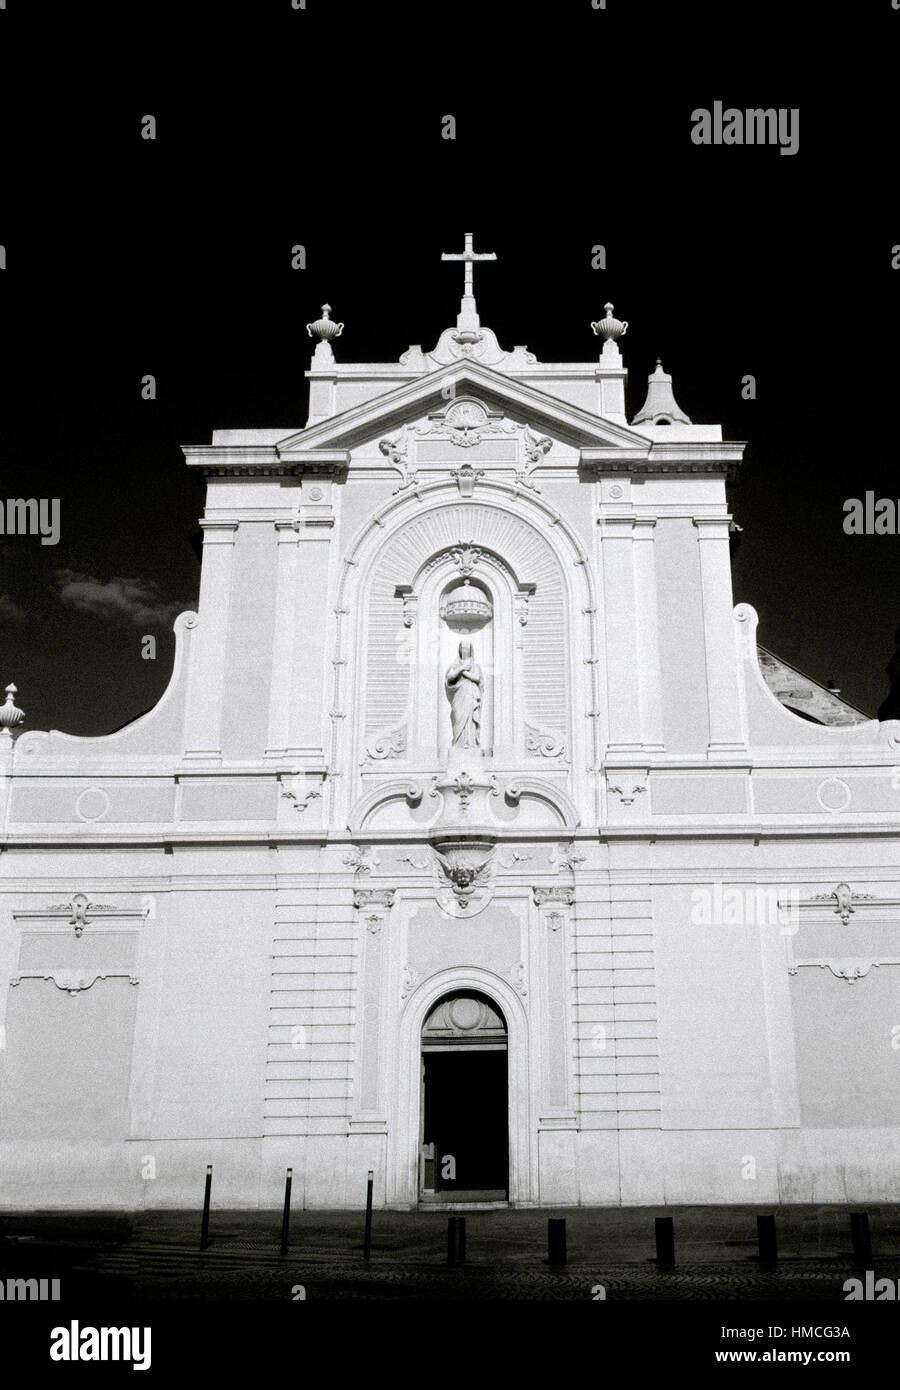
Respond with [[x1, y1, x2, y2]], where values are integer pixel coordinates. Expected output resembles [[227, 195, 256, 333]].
[[444, 639, 483, 749]]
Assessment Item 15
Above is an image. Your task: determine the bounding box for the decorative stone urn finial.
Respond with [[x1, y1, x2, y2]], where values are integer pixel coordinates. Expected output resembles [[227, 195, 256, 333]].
[[306, 304, 344, 343], [0, 683, 25, 737], [591, 301, 629, 344]]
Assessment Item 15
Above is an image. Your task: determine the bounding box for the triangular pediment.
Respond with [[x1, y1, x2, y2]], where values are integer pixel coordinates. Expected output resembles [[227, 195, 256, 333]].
[[275, 359, 651, 459]]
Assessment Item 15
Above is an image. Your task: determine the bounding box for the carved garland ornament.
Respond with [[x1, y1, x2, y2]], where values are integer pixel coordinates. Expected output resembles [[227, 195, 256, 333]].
[[788, 960, 882, 984], [784, 881, 900, 982], [15, 893, 148, 938], [804, 882, 879, 926], [10, 970, 139, 996]]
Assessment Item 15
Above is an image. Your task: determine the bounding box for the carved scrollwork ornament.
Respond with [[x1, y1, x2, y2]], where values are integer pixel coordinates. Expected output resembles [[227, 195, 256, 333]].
[[400, 965, 419, 999], [526, 725, 567, 759], [366, 727, 407, 760], [353, 888, 396, 910], [523, 426, 553, 464], [344, 845, 380, 875], [533, 886, 575, 907], [10, 969, 139, 995], [450, 462, 484, 496], [549, 843, 586, 873], [608, 782, 646, 806]]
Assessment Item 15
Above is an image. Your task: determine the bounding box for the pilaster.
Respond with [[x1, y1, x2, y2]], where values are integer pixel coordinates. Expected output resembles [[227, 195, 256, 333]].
[[287, 482, 337, 762], [693, 517, 748, 755], [596, 506, 643, 753], [533, 886, 577, 1127], [265, 520, 301, 758], [632, 518, 665, 752], [182, 521, 238, 761], [349, 887, 396, 1131]]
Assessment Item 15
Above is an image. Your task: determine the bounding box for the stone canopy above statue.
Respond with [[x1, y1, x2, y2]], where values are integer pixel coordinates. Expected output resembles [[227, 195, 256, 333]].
[[440, 578, 492, 630]]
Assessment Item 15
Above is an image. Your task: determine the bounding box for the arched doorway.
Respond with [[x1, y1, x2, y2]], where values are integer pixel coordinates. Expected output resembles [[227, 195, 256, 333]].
[[419, 991, 509, 1202]]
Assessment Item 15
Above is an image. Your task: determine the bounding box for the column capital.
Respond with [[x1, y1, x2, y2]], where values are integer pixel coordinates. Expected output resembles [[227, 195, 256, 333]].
[[354, 887, 395, 936], [199, 520, 239, 543], [596, 515, 636, 539], [353, 888, 396, 910], [532, 886, 575, 907], [692, 515, 733, 540]]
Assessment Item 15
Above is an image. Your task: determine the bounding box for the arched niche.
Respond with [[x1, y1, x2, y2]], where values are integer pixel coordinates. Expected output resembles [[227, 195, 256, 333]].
[[349, 496, 582, 790], [409, 549, 523, 763]]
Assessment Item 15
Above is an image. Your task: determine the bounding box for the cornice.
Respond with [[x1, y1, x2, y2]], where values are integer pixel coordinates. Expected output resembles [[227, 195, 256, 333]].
[[583, 446, 743, 479], [183, 445, 350, 477], [3, 821, 900, 851]]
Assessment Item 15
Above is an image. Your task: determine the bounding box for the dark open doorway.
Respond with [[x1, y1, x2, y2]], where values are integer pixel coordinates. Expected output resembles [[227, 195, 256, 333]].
[[419, 991, 509, 1202]]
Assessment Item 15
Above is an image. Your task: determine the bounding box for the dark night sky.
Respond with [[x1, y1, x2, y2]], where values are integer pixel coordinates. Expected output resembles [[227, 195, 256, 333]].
[[0, 2, 896, 737]]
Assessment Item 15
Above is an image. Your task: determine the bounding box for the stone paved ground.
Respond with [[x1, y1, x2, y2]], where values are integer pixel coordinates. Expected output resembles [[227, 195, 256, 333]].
[[2, 1204, 899, 1301]]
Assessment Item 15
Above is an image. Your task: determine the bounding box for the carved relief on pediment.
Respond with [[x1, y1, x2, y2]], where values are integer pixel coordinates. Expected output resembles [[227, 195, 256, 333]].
[[378, 400, 556, 481], [401, 327, 538, 369], [414, 396, 515, 450]]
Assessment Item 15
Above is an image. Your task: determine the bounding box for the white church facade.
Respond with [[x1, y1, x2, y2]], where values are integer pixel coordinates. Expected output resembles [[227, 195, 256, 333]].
[[1, 237, 898, 1210]]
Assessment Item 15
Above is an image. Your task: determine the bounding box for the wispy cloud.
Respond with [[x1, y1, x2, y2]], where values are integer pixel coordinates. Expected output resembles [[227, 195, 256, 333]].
[[0, 594, 25, 622], [53, 570, 190, 627]]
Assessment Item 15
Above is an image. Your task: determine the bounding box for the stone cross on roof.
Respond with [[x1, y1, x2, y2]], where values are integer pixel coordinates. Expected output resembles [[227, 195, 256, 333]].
[[441, 232, 497, 300], [441, 233, 497, 337]]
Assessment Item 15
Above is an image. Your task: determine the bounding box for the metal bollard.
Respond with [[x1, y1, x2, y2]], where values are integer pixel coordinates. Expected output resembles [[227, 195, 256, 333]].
[[199, 1164, 213, 1251], [280, 1168, 293, 1256], [363, 1169, 374, 1260], [850, 1212, 872, 1265], [655, 1215, 675, 1267], [548, 1217, 567, 1266], [447, 1216, 467, 1265], [757, 1213, 778, 1265]]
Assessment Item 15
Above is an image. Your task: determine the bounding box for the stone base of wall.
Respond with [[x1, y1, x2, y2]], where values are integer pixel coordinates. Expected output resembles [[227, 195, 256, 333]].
[[2, 1129, 898, 1210]]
